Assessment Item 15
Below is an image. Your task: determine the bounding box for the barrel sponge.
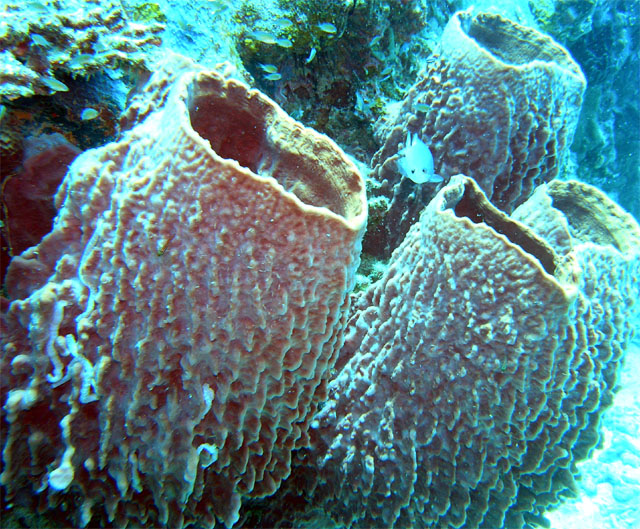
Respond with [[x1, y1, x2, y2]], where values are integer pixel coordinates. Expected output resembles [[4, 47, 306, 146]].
[[367, 9, 586, 257], [0, 67, 367, 528], [294, 175, 639, 529], [513, 179, 640, 257], [503, 179, 640, 528]]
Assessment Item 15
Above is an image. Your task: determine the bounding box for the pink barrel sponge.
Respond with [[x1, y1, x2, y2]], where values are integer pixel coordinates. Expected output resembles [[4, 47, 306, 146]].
[[367, 9, 586, 257], [1, 67, 367, 528], [256, 176, 640, 529]]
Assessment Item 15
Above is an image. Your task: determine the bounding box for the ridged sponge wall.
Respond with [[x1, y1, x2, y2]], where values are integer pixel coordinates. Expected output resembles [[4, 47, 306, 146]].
[[0, 68, 367, 528], [268, 175, 639, 529], [368, 9, 586, 257]]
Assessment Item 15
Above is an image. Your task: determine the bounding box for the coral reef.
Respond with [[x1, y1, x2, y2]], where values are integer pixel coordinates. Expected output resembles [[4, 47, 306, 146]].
[[245, 175, 640, 529], [367, 9, 586, 257], [1, 4, 638, 529], [234, 0, 445, 159], [0, 0, 163, 101], [529, 0, 599, 43], [0, 67, 367, 527], [0, 72, 128, 287], [566, 3, 639, 221], [136, 0, 247, 82]]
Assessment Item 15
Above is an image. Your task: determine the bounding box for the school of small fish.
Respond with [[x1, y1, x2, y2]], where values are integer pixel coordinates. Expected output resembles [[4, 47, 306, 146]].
[[247, 15, 341, 83]]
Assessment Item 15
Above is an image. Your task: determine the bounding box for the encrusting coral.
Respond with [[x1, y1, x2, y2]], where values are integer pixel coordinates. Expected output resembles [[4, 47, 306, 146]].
[[366, 9, 586, 257], [245, 175, 640, 529], [0, 66, 367, 528], [0, 0, 163, 101]]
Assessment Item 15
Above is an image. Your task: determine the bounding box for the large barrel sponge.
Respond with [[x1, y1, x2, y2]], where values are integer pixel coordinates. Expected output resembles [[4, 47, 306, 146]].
[[259, 175, 639, 529], [367, 9, 586, 257], [0, 68, 367, 528]]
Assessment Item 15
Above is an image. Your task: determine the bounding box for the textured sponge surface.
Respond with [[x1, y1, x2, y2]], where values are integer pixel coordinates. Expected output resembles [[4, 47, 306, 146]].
[[368, 9, 586, 257], [1, 69, 366, 528], [287, 176, 640, 529]]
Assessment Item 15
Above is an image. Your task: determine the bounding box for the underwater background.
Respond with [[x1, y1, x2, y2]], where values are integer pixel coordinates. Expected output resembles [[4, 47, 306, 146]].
[[1, 0, 639, 528]]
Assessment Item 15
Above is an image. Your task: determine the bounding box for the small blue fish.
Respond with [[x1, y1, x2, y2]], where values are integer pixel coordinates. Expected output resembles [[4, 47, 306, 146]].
[[397, 133, 443, 184], [275, 37, 293, 48], [248, 30, 277, 45], [41, 76, 69, 92], [380, 65, 393, 77], [31, 34, 50, 47], [415, 103, 430, 113], [274, 18, 293, 29], [27, 1, 50, 12], [264, 72, 282, 81], [306, 47, 317, 63], [69, 53, 94, 69], [259, 63, 278, 73], [207, 0, 228, 13], [354, 90, 371, 116], [317, 22, 337, 34], [81, 108, 99, 121]]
